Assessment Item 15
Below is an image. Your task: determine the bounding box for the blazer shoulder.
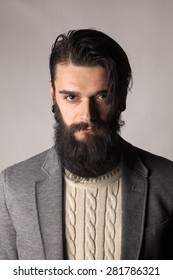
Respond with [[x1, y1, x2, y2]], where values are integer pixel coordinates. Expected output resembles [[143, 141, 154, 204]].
[[135, 146, 173, 167], [120, 137, 173, 178], [134, 146, 173, 180], [1, 147, 55, 184]]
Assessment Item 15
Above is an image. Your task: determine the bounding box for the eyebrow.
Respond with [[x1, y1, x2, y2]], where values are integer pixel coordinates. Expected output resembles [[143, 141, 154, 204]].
[[59, 90, 80, 95], [59, 89, 108, 96]]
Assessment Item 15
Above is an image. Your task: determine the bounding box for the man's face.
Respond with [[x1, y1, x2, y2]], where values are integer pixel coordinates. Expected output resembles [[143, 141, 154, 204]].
[[50, 62, 111, 141]]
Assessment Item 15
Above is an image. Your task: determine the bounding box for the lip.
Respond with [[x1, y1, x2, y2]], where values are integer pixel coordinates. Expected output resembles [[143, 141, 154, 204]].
[[81, 128, 94, 132]]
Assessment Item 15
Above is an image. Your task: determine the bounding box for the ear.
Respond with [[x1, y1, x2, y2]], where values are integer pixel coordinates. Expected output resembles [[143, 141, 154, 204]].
[[49, 80, 55, 103]]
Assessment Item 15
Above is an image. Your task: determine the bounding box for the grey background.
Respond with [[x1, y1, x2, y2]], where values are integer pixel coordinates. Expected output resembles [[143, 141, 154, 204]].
[[0, 0, 173, 171]]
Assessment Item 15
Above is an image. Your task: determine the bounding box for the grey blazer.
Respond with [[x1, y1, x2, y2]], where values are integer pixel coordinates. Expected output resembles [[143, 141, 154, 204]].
[[0, 137, 173, 259]]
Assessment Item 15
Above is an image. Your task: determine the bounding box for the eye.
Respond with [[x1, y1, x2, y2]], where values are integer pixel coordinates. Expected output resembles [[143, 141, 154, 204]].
[[64, 95, 77, 102], [95, 92, 108, 101]]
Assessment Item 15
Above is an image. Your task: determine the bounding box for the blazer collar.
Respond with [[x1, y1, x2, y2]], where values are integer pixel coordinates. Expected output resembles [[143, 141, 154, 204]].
[[41, 146, 60, 177], [35, 147, 64, 259], [120, 137, 149, 259]]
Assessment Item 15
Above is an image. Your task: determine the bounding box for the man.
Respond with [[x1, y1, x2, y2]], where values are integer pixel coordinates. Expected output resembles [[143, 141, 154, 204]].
[[0, 29, 173, 260]]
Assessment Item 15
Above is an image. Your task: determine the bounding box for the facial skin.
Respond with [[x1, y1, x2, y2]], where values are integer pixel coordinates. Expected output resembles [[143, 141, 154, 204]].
[[50, 63, 111, 141]]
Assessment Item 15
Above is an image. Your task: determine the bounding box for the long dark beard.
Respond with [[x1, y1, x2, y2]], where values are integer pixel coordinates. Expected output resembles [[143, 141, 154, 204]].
[[54, 103, 121, 178]]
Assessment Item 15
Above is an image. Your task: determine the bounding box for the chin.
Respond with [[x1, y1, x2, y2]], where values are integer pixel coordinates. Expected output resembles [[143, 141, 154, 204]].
[[74, 131, 89, 141]]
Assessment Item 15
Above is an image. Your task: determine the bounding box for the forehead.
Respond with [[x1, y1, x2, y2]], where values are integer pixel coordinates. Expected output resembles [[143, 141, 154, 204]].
[[54, 63, 108, 90]]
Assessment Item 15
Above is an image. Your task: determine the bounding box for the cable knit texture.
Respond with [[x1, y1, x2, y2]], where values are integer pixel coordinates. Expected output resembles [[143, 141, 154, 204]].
[[64, 167, 121, 260]]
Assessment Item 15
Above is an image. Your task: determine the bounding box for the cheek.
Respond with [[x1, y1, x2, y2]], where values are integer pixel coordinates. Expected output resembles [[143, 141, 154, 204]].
[[56, 100, 78, 125], [60, 107, 73, 125], [98, 104, 111, 121], [64, 111, 76, 125]]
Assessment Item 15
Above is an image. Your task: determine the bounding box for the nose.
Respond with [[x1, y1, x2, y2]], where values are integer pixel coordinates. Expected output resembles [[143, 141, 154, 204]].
[[80, 98, 96, 123]]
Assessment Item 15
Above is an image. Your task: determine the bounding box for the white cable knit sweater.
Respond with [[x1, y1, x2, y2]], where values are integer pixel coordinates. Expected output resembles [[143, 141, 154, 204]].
[[64, 167, 122, 260]]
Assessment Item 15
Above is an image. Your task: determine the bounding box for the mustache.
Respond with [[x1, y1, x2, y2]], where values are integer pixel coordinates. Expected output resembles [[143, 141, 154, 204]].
[[69, 121, 102, 133]]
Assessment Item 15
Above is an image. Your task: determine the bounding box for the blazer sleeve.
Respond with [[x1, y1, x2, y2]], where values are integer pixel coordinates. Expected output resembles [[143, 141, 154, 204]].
[[0, 170, 18, 259]]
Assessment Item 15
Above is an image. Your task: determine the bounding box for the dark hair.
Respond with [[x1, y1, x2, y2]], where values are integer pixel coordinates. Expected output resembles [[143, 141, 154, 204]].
[[49, 28, 132, 114]]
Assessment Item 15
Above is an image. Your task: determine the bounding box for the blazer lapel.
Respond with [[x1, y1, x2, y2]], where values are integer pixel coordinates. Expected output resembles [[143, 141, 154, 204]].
[[120, 139, 148, 259], [35, 147, 64, 260]]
